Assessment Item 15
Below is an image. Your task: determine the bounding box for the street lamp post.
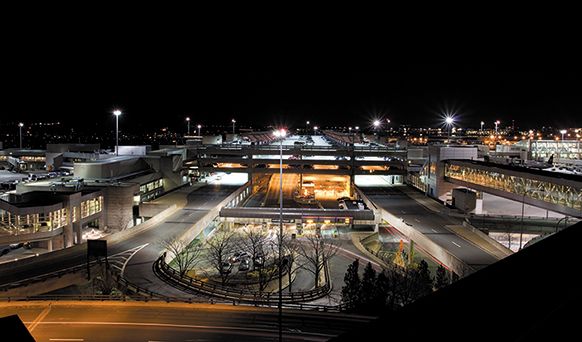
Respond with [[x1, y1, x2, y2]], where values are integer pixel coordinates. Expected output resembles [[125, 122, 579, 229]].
[[232, 119, 236, 135], [186, 117, 191, 135], [313, 126, 318, 135], [272, 128, 287, 342], [445, 117, 454, 141], [197, 124, 201, 136], [495, 120, 500, 134], [560, 129, 567, 141], [480, 121, 484, 132], [113, 110, 122, 156], [18, 123, 24, 149]]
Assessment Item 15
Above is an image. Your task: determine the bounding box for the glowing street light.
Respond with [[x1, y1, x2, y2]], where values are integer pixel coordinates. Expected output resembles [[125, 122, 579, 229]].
[[231, 119, 236, 135], [113, 110, 122, 156], [18, 122, 24, 149], [560, 129, 567, 141], [272, 127, 287, 341], [313, 126, 318, 135], [373, 120, 381, 130], [480, 121, 484, 132], [186, 117, 191, 135], [494, 120, 500, 134], [197, 124, 201, 136]]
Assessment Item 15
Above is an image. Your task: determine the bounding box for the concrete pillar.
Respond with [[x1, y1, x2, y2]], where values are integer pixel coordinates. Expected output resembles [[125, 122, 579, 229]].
[[74, 221, 82, 244], [64, 221, 74, 248]]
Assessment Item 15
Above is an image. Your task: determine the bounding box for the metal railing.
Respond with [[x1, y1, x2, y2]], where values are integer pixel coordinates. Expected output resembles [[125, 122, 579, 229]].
[[153, 255, 332, 305]]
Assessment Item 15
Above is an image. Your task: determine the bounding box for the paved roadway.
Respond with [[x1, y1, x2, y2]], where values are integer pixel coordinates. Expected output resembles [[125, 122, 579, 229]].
[[121, 184, 239, 297], [361, 186, 498, 270], [0, 301, 372, 341], [0, 184, 238, 288]]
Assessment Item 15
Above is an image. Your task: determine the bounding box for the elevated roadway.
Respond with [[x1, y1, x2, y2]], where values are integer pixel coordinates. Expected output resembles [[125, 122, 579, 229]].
[[360, 186, 499, 272]]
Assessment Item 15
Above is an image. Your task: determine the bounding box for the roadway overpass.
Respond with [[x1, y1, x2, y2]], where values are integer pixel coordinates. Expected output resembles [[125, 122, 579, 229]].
[[185, 144, 408, 176], [444, 160, 582, 217]]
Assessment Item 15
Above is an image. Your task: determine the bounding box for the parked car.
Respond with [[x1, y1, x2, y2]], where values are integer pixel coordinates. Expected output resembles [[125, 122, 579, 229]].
[[229, 251, 251, 263], [220, 261, 233, 274], [238, 258, 251, 271], [253, 255, 265, 267]]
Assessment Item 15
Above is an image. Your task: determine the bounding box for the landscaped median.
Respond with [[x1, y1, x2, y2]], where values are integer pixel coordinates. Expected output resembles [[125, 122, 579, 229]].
[[153, 254, 332, 305]]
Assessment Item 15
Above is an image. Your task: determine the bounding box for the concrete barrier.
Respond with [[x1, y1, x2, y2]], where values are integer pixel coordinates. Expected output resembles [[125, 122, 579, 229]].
[[356, 188, 473, 276]]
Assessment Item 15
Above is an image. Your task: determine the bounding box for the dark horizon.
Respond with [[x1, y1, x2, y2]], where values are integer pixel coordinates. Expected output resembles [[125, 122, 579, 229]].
[[4, 62, 582, 131]]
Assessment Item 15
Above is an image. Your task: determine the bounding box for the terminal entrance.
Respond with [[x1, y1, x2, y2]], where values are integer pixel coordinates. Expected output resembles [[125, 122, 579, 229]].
[[247, 174, 351, 209]]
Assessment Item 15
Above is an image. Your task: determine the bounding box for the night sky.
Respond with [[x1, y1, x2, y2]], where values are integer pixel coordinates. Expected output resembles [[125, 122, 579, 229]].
[[4, 52, 581, 132]]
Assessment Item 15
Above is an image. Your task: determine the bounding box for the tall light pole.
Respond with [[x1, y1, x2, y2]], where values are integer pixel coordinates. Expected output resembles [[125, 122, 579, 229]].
[[113, 110, 122, 156], [480, 121, 484, 132], [313, 126, 318, 135], [272, 128, 287, 342], [494, 120, 500, 134], [560, 129, 567, 141], [197, 124, 201, 136], [18, 123, 24, 149], [306, 120, 310, 133], [231, 119, 236, 135], [445, 116, 454, 141], [186, 117, 191, 135]]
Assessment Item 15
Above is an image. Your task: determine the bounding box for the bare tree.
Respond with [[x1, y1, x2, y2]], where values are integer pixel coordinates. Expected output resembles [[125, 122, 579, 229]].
[[296, 235, 340, 287], [281, 233, 301, 293], [255, 238, 280, 293], [206, 230, 236, 286], [239, 229, 268, 270], [161, 236, 203, 277]]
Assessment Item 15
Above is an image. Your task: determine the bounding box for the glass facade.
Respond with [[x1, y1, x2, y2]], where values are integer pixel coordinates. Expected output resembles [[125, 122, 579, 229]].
[[445, 163, 582, 212], [80, 196, 103, 219], [139, 178, 164, 201], [0, 207, 68, 235]]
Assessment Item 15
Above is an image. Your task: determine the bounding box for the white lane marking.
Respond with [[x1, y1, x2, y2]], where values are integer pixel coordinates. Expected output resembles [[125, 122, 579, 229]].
[[28, 304, 52, 332], [451, 241, 462, 248], [431, 229, 438, 233], [28, 322, 334, 339], [120, 243, 150, 276]]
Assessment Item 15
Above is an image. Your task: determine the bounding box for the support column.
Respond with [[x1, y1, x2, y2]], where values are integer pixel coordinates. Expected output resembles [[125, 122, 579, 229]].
[[74, 220, 82, 244], [64, 221, 74, 248]]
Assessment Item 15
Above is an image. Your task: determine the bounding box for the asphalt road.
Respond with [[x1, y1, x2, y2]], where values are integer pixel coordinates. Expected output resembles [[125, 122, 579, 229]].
[[0, 184, 238, 287], [0, 301, 373, 341], [122, 184, 239, 297], [361, 186, 498, 269]]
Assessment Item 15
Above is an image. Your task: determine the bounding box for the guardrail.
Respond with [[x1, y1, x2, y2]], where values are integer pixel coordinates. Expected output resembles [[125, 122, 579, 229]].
[[191, 144, 406, 153], [153, 254, 332, 304]]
